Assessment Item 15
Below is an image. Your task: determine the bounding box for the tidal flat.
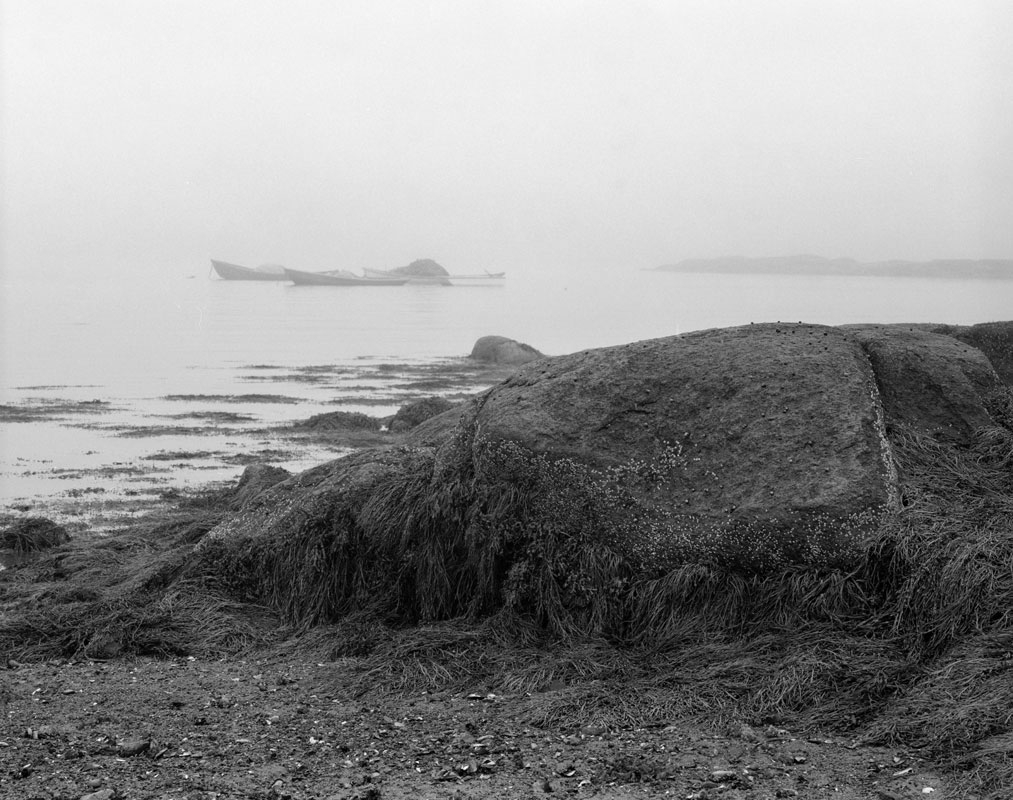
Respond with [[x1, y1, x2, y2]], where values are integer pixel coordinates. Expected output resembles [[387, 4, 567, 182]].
[[0, 357, 515, 534]]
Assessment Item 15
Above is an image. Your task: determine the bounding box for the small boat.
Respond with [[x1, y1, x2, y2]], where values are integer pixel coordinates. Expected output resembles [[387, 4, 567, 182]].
[[211, 259, 288, 281], [283, 267, 409, 286], [445, 271, 506, 284], [363, 268, 505, 286], [364, 268, 451, 285]]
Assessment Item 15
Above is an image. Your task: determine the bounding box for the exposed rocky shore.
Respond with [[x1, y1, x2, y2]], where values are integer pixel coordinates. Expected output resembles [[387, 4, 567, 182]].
[[2, 321, 1012, 799]]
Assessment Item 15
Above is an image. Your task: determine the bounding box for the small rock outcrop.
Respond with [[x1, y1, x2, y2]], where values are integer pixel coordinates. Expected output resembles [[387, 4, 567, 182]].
[[404, 404, 470, 446], [293, 411, 382, 432], [389, 397, 456, 432], [469, 335, 544, 366], [230, 464, 292, 510]]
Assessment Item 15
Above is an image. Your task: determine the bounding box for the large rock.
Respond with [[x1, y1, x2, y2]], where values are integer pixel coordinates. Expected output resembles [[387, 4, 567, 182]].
[[457, 323, 897, 570], [195, 320, 1012, 627], [932, 321, 1013, 388], [469, 335, 544, 366], [209, 323, 897, 571], [847, 325, 1005, 443]]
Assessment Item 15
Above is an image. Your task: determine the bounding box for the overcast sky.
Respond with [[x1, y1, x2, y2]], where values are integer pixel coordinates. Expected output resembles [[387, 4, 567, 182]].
[[1, 0, 1011, 278]]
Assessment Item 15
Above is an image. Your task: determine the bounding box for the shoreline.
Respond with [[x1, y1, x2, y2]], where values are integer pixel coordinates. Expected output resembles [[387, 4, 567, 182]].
[[0, 356, 516, 534], [653, 255, 1013, 280]]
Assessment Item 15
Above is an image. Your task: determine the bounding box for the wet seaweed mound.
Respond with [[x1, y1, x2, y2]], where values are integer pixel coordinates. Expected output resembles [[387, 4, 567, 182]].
[[1, 516, 71, 552]]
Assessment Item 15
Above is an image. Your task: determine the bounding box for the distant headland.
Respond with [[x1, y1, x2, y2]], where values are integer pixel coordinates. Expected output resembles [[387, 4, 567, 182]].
[[654, 254, 1013, 280]]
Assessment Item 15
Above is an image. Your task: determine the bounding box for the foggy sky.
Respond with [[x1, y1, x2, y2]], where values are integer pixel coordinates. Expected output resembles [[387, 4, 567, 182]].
[[2, 0, 1011, 279]]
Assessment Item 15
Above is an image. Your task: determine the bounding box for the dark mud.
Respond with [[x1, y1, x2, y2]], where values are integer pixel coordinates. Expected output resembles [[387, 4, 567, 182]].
[[0, 399, 116, 423], [47, 466, 150, 479], [97, 425, 239, 438], [241, 359, 517, 390], [221, 448, 307, 466], [142, 451, 221, 462], [163, 411, 258, 423], [161, 393, 304, 404], [13, 385, 103, 390]]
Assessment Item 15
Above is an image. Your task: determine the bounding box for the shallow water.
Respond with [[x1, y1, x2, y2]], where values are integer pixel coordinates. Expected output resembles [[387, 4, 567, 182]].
[[2, 265, 1011, 512]]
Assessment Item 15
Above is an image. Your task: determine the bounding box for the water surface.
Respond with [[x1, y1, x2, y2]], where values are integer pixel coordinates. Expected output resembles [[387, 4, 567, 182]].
[[3, 266, 1011, 510]]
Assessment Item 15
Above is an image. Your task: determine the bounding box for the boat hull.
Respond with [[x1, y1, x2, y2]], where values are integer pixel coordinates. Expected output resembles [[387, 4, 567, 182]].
[[363, 268, 505, 286], [283, 267, 408, 286], [445, 272, 506, 284], [211, 259, 288, 281]]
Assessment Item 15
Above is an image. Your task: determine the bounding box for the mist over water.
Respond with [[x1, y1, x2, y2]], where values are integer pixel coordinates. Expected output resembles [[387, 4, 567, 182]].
[[3, 265, 1012, 509], [5, 267, 1012, 394], [7, 267, 1013, 396]]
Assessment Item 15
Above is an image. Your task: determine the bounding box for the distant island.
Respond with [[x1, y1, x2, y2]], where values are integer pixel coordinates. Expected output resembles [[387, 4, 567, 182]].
[[654, 255, 1013, 280]]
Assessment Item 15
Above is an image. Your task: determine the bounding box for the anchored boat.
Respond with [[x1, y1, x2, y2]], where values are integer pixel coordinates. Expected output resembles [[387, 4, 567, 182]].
[[363, 268, 505, 286], [283, 267, 409, 286], [210, 259, 288, 281]]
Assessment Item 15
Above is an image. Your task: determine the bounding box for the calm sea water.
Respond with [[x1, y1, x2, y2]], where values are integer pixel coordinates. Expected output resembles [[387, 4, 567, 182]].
[[2, 266, 1012, 508]]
